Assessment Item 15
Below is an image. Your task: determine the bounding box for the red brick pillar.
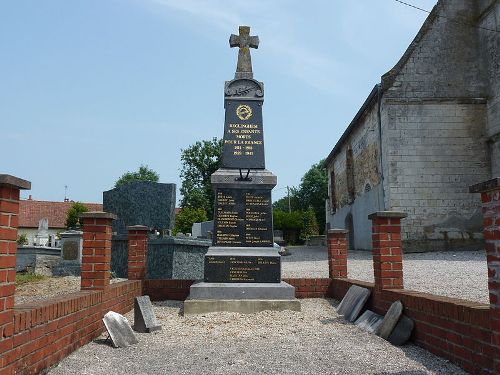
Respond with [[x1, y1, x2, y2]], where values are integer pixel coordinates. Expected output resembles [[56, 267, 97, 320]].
[[0, 175, 30, 341], [80, 212, 116, 290], [327, 229, 348, 278], [470, 177, 500, 367], [368, 211, 406, 291], [127, 225, 149, 280]]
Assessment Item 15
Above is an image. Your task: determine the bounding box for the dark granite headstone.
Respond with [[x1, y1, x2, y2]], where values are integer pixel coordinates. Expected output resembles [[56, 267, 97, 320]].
[[102, 311, 138, 348], [103, 181, 176, 234], [133, 296, 161, 333], [337, 285, 371, 322], [62, 241, 78, 261], [388, 314, 414, 346], [376, 300, 403, 339]]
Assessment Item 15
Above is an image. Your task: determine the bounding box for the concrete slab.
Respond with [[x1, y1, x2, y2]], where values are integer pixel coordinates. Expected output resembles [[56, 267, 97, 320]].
[[189, 281, 295, 300]]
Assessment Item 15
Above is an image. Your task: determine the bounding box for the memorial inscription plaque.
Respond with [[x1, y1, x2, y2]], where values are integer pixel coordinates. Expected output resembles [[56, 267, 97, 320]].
[[214, 188, 272, 247], [222, 100, 265, 169]]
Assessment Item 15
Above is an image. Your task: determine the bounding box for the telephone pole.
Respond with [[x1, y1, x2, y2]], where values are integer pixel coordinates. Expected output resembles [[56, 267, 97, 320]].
[[287, 185, 291, 213]]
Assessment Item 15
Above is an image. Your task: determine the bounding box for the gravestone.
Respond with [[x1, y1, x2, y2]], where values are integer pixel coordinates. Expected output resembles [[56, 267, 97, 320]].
[[35, 218, 49, 246], [133, 296, 161, 333], [336, 285, 371, 322], [103, 181, 176, 234], [184, 26, 299, 314], [375, 300, 403, 339], [388, 314, 414, 346], [354, 310, 383, 334], [102, 311, 138, 348], [52, 230, 83, 276]]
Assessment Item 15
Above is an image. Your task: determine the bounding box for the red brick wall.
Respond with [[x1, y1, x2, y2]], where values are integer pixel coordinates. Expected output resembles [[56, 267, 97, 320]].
[[329, 277, 494, 374], [1, 280, 141, 374], [0, 185, 20, 344]]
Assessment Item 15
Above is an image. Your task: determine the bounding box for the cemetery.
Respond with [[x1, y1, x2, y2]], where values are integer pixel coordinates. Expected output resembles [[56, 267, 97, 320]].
[[1, 2, 500, 374]]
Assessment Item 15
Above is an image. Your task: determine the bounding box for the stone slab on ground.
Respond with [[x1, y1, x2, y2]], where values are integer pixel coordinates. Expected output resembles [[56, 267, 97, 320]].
[[376, 300, 403, 339], [102, 311, 138, 348], [49, 299, 466, 375], [388, 314, 415, 346], [336, 285, 371, 322], [188, 281, 295, 299], [354, 310, 383, 334], [134, 296, 162, 333]]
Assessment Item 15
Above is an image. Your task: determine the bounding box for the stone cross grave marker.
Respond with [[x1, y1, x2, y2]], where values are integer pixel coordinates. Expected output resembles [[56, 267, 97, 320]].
[[134, 296, 161, 333]]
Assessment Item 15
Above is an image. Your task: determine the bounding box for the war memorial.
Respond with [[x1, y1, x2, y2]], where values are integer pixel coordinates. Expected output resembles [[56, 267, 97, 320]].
[[184, 26, 300, 314]]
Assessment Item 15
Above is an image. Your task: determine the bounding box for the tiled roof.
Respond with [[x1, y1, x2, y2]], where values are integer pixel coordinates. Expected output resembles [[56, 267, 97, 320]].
[[19, 200, 103, 229]]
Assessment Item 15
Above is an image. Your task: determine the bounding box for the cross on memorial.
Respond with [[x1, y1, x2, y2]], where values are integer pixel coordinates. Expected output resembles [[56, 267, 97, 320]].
[[229, 26, 259, 79]]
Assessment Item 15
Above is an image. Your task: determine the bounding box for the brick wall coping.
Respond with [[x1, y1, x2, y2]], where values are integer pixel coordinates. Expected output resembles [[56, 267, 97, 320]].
[[0, 174, 31, 189], [469, 177, 500, 193], [127, 225, 149, 231], [368, 211, 407, 219], [79, 211, 117, 220], [328, 229, 349, 234]]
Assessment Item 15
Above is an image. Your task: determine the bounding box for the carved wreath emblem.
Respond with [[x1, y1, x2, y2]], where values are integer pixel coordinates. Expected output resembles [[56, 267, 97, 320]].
[[236, 104, 252, 120]]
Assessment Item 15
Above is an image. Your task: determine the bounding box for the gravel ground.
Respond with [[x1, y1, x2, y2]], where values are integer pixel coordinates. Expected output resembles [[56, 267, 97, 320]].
[[16, 247, 489, 304], [49, 299, 466, 375], [15, 277, 126, 305], [282, 247, 489, 304]]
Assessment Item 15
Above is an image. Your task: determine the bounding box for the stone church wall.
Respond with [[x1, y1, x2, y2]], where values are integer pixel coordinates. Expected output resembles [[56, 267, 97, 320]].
[[327, 103, 384, 250], [381, 102, 490, 251]]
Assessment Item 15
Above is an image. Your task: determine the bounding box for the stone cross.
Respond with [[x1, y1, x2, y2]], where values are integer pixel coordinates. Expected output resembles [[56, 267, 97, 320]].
[[229, 26, 259, 79]]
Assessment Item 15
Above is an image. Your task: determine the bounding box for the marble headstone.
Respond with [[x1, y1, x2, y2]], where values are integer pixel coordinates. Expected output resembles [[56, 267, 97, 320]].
[[36, 218, 49, 246], [375, 300, 403, 339], [336, 285, 371, 322], [102, 311, 138, 348], [354, 310, 383, 334], [133, 296, 161, 333]]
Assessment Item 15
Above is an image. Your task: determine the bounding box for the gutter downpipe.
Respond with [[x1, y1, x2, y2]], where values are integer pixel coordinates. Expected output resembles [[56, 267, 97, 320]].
[[377, 83, 386, 210]]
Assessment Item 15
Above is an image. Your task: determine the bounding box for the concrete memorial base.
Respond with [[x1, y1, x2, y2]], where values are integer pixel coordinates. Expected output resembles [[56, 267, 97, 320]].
[[184, 281, 300, 314]]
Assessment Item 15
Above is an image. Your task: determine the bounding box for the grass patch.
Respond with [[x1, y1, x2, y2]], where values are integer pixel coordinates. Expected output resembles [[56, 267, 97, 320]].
[[15, 272, 47, 286]]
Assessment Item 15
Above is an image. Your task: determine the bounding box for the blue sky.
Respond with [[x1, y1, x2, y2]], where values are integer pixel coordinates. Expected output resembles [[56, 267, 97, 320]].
[[1, 0, 437, 204]]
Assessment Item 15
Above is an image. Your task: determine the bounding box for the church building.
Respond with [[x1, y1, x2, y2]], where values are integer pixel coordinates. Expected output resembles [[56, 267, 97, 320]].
[[325, 0, 499, 251]]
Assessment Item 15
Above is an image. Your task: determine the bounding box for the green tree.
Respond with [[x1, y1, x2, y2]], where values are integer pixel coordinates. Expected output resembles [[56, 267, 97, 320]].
[[65, 202, 89, 228], [272, 160, 328, 234], [300, 208, 320, 240], [17, 234, 28, 246], [173, 207, 208, 235], [179, 138, 223, 219], [293, 160, 328, 233], [115, 165, 159, 187]]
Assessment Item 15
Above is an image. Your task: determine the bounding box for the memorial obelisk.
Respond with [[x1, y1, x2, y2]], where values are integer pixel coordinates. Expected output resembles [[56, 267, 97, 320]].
[[184, 26, 300, 314]]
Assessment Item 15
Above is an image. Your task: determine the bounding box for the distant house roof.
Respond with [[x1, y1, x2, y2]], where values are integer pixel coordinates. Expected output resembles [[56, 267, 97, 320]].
[[19, 200, 103, 229]]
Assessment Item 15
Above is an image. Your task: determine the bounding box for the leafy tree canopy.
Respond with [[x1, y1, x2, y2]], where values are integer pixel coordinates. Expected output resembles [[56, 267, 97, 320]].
[[273, 159, 328, 233], [65, 202, 89, 229], [115, 165, 159, 187], [179, 138, 223, 219], [173, 207, 208, 235]]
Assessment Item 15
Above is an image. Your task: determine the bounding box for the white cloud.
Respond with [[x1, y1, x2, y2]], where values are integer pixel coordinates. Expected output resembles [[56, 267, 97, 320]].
[[137, 0, 339, 93]]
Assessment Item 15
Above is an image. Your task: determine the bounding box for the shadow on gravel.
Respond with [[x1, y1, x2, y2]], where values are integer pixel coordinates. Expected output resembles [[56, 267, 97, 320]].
[[374, 371, 427, 375], [93, 338, 114, 348]]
